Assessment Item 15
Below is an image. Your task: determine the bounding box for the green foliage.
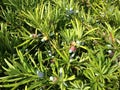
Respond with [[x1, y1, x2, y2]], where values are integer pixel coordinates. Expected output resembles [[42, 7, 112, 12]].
[[0, 0, 120, 90]]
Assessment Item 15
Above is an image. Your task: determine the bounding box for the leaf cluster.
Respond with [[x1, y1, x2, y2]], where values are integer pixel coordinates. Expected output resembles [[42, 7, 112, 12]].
[[0, 0, 120, 90]]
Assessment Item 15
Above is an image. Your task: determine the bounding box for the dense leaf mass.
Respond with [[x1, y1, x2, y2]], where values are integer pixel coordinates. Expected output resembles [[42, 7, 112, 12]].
[[0, 0, 120, 90]]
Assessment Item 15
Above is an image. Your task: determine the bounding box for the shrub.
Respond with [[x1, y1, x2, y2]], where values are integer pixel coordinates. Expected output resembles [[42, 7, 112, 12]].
[[0, 0, 120, 90]]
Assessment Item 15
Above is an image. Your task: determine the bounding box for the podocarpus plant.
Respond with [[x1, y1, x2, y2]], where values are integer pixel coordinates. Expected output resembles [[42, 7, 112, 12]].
[[0, 0, 120, 90], [84, 47, 120, 90]]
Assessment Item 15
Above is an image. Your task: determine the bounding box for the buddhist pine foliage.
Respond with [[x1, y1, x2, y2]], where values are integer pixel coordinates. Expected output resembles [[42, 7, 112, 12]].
[[0, 0, 120, 90]]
